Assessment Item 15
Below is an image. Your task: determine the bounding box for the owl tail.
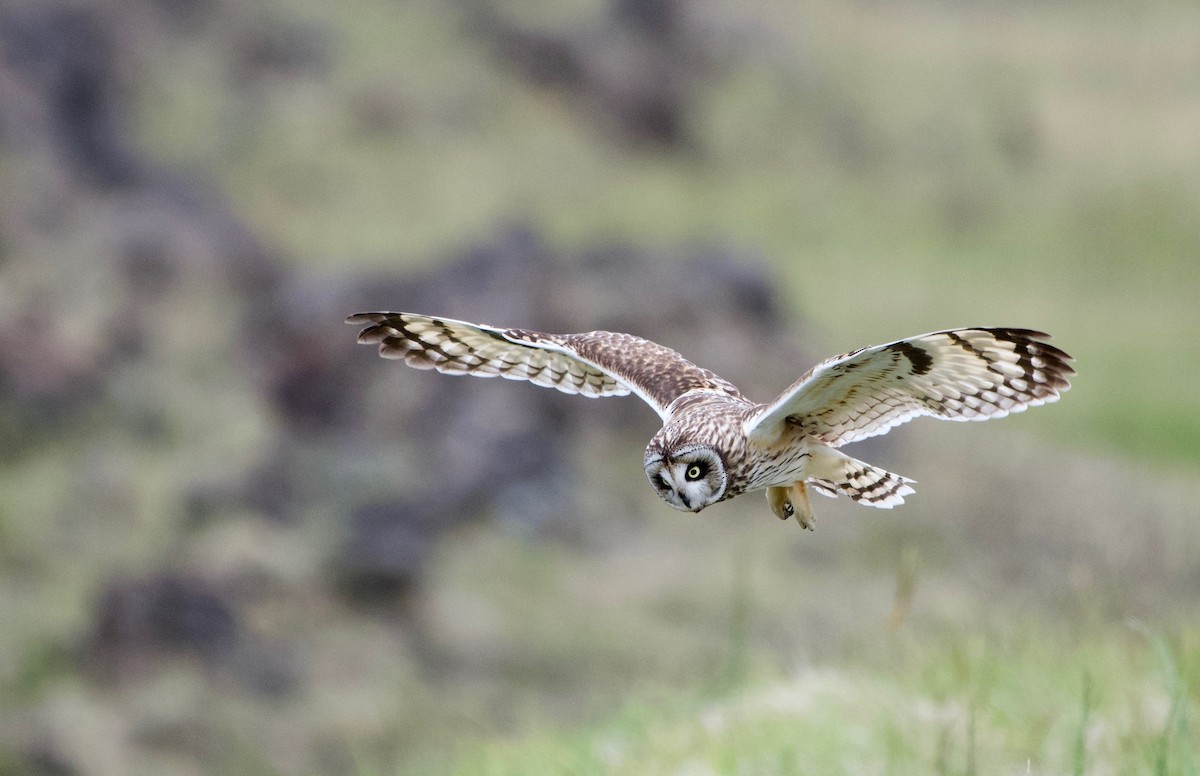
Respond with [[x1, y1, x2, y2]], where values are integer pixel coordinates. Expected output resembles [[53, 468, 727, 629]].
[[806, 446, 915, 509]]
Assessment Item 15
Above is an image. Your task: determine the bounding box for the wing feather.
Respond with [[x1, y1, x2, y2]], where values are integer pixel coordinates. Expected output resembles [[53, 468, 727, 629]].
[[743, 328, 1074, 447], [347, 312, 742, 422]]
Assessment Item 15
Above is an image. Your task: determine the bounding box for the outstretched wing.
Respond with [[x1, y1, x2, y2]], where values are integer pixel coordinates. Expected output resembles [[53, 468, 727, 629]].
[[743, 328, 1074, 447], [347, 312, 743, 422]]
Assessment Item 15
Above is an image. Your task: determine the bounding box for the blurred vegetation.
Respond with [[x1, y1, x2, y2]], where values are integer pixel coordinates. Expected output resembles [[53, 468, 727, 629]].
[[438, 624, 1200, 775], [1, 0, 1198, 774]]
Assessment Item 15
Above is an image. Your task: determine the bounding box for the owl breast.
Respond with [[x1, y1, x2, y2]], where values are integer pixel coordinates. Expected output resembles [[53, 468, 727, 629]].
[[739, 430, 814, 493]]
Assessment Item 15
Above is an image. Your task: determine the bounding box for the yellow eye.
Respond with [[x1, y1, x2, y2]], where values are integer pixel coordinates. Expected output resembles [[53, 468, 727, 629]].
[[685, 464, 704, 481]]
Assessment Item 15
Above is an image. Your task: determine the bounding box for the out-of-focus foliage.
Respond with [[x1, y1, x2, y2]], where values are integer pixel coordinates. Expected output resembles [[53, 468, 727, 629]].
[[0, 0, 1198, 773], [443, 625, 1200, 776]]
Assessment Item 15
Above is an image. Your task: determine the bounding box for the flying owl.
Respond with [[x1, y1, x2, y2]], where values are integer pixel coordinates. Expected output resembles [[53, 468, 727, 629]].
[[347, 312, 1073, 529]]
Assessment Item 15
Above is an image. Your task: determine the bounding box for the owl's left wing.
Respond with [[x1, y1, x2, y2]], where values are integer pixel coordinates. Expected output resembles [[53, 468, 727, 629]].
[[743, 328, 1073, 447], [347, 312, 743, 423]]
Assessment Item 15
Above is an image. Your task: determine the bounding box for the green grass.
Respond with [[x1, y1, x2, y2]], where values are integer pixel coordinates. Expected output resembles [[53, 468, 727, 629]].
[[414, 623, 1200, 776]]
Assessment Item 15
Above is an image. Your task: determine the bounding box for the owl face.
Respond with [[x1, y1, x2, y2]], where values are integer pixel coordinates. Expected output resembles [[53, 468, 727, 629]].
[[644, 444, 728, 513]]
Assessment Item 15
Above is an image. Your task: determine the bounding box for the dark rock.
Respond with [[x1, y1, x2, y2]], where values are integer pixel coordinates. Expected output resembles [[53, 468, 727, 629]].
[[85, 571, 298, 696], [0, 6, 144, 188], [334, 500, 444, 608], [88, 573, 240, 671], [470, 0, 716, 148]]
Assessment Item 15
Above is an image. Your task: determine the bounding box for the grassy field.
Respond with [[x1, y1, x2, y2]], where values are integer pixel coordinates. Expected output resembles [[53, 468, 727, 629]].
[[431, 625, 1199, 776], [4, 0, 1200, 773]]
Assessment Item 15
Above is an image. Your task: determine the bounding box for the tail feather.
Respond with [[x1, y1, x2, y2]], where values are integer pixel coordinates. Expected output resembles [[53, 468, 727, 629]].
[[807, 447, 915, 509]]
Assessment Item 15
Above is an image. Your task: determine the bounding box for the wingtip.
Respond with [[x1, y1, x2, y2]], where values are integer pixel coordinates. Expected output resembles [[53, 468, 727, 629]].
[[346, 311, 390, 325], [356, 326, 392, 345], [991, 327, 1076, 387]]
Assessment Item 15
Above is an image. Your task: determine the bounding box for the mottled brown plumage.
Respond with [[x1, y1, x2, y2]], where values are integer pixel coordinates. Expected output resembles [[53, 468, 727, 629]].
[[348, 312, 1074, 527]]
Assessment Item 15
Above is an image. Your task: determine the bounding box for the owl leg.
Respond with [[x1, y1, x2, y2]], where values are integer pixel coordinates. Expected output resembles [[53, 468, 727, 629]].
[[789, 482, 815, 530], [766, 482, 815, 530], [767, 486, 790, 520]]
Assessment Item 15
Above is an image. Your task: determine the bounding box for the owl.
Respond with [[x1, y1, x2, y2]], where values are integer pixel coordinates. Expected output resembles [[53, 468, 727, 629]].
[[347, 312, 1073, 529]]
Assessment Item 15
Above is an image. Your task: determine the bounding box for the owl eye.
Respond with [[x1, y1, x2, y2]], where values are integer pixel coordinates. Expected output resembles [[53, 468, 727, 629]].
[[655, 472, 671, 490], [685, 463, 706, 481]]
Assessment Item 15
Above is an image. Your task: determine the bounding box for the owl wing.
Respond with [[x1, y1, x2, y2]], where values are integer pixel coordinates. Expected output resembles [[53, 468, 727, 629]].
[[347, 312, 744, 423], [743, 328, 1074, 447]]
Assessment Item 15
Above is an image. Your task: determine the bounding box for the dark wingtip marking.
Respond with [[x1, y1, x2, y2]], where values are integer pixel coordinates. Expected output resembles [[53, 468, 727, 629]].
[[346, 311, 393, 325], [887, 340, 934, 376], [356, 327, 393, 345], [982, 327, 1075, 381]]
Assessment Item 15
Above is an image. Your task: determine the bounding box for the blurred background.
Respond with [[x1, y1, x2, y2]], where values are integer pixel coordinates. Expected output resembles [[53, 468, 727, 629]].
[[1, 0, 1198, 773]]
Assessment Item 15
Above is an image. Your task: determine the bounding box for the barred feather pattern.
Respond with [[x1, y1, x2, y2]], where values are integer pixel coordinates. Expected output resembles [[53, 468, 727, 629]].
[[807, 456, 916, 509], [347, 312, 743, 420], [744, 328, 1075, 448], [348, 312, 631, 397]]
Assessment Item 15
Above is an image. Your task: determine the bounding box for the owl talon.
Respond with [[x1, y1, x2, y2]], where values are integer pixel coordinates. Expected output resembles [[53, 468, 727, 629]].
[[767, 482, 815, 529], [767, 486, 791, 521], [791, 482, 816, 530]]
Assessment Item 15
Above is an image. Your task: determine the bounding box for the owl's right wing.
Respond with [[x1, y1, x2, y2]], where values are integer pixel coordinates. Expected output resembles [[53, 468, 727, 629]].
[[347, 312, 744, 423], [743, 327, 1073, 447]]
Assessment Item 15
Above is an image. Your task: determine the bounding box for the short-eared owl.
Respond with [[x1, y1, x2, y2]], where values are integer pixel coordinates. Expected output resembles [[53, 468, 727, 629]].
[[347, 313, 1073, 528]]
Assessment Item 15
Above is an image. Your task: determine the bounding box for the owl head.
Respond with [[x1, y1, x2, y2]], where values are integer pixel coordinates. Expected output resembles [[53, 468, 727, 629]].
[[643, 443, 729, 513]]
